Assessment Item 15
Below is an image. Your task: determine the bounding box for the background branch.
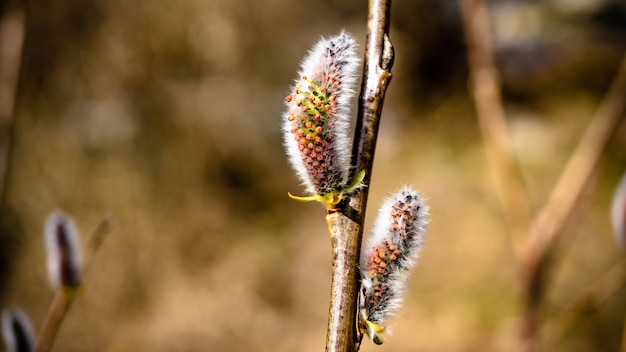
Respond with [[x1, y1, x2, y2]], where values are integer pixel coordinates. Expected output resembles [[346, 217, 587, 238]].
[[324, 0, 394, 351], [461, 0, 626, 351], [460, 0, 531, 261], [0, 5, 24, 203], [520, 55, 626, 352]]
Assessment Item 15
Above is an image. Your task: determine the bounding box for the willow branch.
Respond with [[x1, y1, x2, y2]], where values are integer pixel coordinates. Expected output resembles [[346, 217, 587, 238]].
[[324, 0, 394, 351], [518, 56, 626, 352], [0, 7, 24, 203], [543, 258, 626, 349], [460, 0, 531, 260], [36, 217, 113, 352]]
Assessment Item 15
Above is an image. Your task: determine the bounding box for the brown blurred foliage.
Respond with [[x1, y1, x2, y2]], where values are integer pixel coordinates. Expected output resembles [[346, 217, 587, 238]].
[[0, 0, 625, 351]]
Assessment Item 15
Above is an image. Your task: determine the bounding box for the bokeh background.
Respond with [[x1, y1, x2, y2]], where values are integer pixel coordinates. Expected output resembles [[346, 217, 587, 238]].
[[1, 0, 625, 351]]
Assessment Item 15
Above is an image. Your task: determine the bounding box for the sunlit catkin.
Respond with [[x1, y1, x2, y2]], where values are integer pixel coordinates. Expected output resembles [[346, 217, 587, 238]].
[[360, 187, 428, 344], [1, 308, 35, 352], [282, 31, 360, 205], [44, 211, 83, 292]]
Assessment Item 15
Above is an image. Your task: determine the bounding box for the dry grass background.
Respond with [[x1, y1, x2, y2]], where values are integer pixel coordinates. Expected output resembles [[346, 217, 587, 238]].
[[1, 0, 625, 351]]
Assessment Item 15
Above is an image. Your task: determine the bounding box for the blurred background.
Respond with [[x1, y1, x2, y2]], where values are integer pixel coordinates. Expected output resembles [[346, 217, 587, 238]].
[[0, 0, 625, 351]]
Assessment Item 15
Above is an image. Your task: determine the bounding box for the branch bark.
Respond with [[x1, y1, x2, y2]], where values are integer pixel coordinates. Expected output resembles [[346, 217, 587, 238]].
[[324, 0, 394, 351]]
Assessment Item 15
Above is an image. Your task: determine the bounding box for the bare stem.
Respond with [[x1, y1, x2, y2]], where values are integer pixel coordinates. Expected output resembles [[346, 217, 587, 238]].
[[35, 217, 113, 352], [461, 0, 626, 350], [544, 257, 626, 349], [324, 0, 394, 351], [0, 6, 25, 203], [520, 55, 626, 352], [460, 0, 531, 261]]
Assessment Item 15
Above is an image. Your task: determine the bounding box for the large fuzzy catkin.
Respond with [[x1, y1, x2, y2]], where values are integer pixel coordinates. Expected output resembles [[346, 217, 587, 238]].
[[282, 31, 360, 196], [360, 187, 428, 342], [44, 211, 83, 290], [1, 308, 35, 352]]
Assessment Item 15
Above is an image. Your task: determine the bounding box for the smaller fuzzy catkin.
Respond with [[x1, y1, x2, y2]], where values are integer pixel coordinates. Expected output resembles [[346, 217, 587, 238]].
[[611, 171, 626, 249], [360, 186, 428, 343], [44, 211, 83, 291], [1, 308, 35, 352], [282, 31, 360, 197]]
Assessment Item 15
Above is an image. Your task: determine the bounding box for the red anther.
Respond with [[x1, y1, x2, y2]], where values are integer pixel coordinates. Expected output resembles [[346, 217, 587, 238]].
[[308, 143, 315, 149], [305, 121, 313, 128], [288, 114, 295, 121], [314, 114, 321, 121], [285, 95, 293, 103]]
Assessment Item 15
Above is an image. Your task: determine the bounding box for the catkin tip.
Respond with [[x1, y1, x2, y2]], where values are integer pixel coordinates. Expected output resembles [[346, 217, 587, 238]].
[[44, 211, 83, 291]]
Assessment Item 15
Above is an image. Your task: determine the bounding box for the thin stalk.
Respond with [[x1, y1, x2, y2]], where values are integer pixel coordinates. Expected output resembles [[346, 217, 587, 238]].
[[0, 7, 25, 203], [35, 217, 112, 352], [460, 0, 531, 261], [324, 0, 394, 351], [544, 258, 626, 349], [520, 55, 626, 352]]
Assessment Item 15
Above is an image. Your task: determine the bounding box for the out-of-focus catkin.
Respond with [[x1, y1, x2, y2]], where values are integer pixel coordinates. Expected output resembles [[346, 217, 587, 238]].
[[44, 211, 83, 292]]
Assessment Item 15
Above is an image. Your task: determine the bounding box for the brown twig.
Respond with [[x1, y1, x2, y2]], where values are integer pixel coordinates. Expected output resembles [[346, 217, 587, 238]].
[[35, 216, 113, 352], [519, 55, 626, 352], [0, 6, 25, 203], [543, 257, 626, 349], [324, 0, 394, 351], [461, 0, 626, 350], [460, 0, 531, 261]]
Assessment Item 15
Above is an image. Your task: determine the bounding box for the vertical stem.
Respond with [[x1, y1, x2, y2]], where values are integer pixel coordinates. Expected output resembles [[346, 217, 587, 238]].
[[521, 55, 626, 352], [324, 0, 394, 351], [0, 6, 25, 203], [460, 0, 531, 261], [325, 212, 362, 352], [36, 217, 112, 352]]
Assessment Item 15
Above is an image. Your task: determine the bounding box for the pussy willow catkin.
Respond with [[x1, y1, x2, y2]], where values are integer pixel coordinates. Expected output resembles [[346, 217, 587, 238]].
[[360, 187, 429, 343], [282, 31, 360, 196]]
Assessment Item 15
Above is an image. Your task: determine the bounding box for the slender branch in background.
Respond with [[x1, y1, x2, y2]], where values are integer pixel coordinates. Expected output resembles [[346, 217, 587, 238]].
[[520, 55, 626, 352], [324, 0, 394, 351], [461, 0, 626, 350], [0, 6, 25, 203], [460, 0, 531, 261], [543, 258, 626, 350], [36, 217, 112, 352]]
